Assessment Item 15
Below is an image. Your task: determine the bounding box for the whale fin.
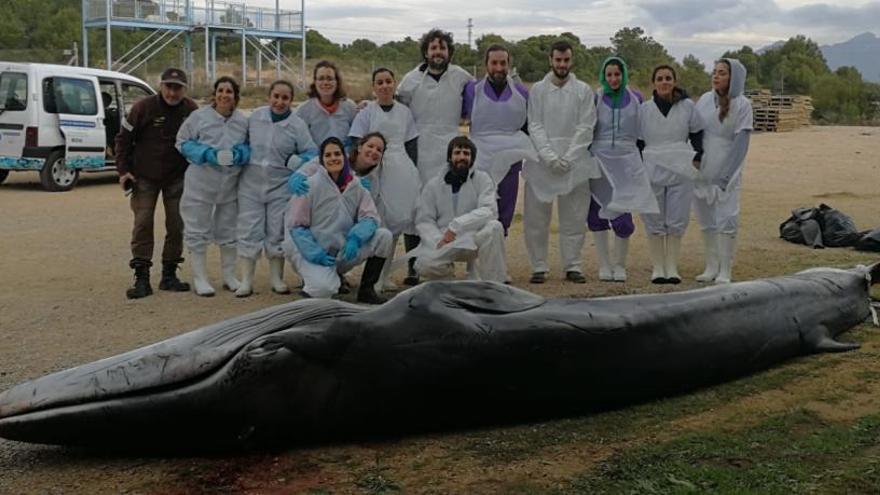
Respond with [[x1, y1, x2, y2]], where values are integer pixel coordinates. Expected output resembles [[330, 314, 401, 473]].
[[813, 336, 860, 353], [405, 281, 545, 314]]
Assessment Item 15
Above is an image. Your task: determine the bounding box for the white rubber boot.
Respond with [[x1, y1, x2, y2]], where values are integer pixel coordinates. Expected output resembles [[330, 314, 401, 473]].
[[646, 234, 667, 283], [465, 260, 478, 280], [715, 233, 736, 284], [592, 230, 614, 281], [612, 235, 629, 282], [269, 257, 290, 294], [696, 231, 720, 283], [190, 251, 215, 297], [235, 257, 256, 298], [220, 246, 240, 292], [664, 235, 683, 284]]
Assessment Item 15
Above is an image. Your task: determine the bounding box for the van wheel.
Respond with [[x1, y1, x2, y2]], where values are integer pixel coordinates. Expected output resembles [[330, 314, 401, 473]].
[[0, 170, 8, 185], [40, 150, 79, 192]]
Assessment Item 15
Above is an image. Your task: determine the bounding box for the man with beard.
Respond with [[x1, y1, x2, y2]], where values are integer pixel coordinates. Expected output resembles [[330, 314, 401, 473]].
[[463, 44, 537, 239], [411, 136, 508, 282], [396, 28, 474, 286], [524, 40, 598, 284]]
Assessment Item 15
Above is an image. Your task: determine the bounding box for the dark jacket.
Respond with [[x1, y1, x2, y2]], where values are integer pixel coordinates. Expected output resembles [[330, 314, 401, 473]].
[[115, 94, 198, 181]]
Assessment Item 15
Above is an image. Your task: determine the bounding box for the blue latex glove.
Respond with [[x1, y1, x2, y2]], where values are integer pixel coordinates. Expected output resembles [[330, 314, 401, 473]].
[[287, 172, 309, 196], [204, 148, 219, 166], [341, 237, 360, 262], [298, 148, 318, 163], [316, 251, 336, 266], [360, 176, 372, 191], [291, 227, 336, 266], [348, 218, 378, 245], [232, 143, 251, 166], [180, 140, 213, 165]]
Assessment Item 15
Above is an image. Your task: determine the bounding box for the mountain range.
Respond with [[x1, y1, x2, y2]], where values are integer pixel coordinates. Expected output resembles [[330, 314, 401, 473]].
[[821, 32, 880, 82], [760, 32, 879, 82]]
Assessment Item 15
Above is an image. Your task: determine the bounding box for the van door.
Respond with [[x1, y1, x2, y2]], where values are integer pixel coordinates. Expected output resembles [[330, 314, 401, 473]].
[[0, 69, 33, 168], [45, 75, 106, 169]]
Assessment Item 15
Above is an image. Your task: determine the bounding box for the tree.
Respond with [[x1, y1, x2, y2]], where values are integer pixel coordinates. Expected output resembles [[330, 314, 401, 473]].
[[609, 27, 673, 71], [348, 39, 378, 55], [757, 35, 829, 94], [721, 46, 760, 89], [676, 54, 711, 97]]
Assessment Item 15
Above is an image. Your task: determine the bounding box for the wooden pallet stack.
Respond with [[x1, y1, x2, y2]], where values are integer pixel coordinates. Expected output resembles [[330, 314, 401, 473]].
[[746, 90, 813, 132]]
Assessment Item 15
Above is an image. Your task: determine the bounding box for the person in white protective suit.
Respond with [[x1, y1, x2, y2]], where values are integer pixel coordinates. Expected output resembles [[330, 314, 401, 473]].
[[285, 132, 393, 294], [348, 67, 421, 293], [176, 76, 250, 297], [693, 58, 753, 284], [587, 56, 658, 282], [396, 28, 474, 286], [411, 136, 507, 282], [235, 80, 318, 297], [294, 60, 358, 150], [524, 40, 598, 285], [638, 65, 704, 284], [463, 44, 538, 237], [283, 137, 392, 304]]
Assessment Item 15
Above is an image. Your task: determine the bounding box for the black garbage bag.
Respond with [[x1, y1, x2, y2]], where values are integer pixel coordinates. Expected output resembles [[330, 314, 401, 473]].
[[817, 203, 862, 247], [779, 206, 824, 248], [855, 229, 880, 252]]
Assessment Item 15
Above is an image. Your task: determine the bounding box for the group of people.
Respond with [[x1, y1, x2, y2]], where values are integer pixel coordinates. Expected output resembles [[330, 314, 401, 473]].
[[117, 29, 752, 305]]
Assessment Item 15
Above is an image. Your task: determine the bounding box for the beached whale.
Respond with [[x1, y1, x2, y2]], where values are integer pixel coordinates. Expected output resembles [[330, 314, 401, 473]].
[[1, 263, 877, 450]]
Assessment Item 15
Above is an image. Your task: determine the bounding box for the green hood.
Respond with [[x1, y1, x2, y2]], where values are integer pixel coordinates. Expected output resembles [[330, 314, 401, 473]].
[[599, 56, 629, 108]]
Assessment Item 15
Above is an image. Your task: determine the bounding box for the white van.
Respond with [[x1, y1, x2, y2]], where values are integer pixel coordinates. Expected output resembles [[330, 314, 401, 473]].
[[0, 62, 155, 191]]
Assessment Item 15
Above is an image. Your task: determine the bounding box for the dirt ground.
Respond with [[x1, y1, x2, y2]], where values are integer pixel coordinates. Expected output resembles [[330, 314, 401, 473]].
[[0, 125, 878, 494]]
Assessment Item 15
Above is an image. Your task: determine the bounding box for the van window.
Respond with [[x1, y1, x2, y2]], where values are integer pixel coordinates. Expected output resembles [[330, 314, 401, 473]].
[[42, 77, 98, 116], [121, 83, 151, 115], [0, 72, 28, 111]]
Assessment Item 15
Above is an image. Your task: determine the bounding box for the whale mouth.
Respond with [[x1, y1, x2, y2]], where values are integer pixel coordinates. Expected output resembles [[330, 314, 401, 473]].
[[0, 299, 364, 422]]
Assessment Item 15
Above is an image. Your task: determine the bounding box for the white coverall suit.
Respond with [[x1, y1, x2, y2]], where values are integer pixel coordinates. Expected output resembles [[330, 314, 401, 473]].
[[524, 72, 598, 276], [283, 169, 393, 298], [176, 106, 249, 295], [294, 97, 358, 148], [413, 167, 508, 282], [235, 107, 317, 296], [638, 95, 703, 282], [693, 58, 753, 284]]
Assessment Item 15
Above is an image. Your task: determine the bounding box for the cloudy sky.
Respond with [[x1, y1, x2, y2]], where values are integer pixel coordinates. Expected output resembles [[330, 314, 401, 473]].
[[257, 0, 878, 65]]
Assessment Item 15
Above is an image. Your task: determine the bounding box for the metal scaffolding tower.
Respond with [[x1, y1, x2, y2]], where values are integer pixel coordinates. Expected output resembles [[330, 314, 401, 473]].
[[81, 0, 306, 87]]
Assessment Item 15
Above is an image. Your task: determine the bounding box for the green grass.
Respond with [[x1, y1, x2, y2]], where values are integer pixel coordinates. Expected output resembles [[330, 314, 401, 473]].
[[355, 466, 401, 494], [567, 409, 880, 494]]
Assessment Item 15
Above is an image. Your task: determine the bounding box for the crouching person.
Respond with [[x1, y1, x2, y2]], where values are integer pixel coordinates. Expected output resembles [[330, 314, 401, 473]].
[[414, 136, 508, 282], [284, 137, 392, 304]]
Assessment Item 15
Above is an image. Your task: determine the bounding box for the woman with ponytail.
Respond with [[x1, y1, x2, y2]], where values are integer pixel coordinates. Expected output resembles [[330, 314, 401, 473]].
[[587, 56, 658, 282], [693, 59, 752, 284]]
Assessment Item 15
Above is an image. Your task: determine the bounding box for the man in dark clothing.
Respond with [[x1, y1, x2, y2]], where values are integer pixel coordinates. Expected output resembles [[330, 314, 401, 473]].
[[116, 68, 198, 299]]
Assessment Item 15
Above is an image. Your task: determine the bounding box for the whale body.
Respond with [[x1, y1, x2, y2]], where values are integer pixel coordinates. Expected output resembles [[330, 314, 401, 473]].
[[0, 263, 877, 450]]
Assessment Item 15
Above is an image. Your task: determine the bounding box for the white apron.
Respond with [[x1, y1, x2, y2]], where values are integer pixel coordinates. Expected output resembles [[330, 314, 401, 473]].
[[470, 78, 537, 184], [590, 89, 658, 219], [367, 103, 421, 234], [525, 136, 600, 203], [643, 143, 698, 185], [402, 66, 471, 185]]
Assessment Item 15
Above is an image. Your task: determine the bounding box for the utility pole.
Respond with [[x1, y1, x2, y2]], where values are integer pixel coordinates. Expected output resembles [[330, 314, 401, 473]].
[[467, 18, 473, 48]]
